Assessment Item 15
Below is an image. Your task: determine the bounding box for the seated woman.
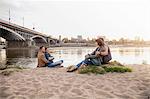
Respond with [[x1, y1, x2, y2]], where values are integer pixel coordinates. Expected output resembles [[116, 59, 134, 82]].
[[67, 38, 112, 72], [45, 47, 63, 67]]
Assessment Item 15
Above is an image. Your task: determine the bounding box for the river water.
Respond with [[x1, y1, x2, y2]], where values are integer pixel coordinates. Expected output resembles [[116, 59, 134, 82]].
[[0, 47, 150, 68]]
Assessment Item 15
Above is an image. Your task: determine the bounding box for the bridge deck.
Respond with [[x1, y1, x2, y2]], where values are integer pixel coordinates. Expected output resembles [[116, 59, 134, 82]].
[[0, 19, 47, 37]]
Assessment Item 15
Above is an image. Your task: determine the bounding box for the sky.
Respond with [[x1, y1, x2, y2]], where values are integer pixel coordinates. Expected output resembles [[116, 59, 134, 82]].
[[0, 0, 150, 40]]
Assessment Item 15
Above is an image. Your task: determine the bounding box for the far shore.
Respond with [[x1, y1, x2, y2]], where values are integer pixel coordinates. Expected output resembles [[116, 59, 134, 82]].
[[50, 43, 150, 48], [2, 44, 150, 50], [0, 64, 150, 99]]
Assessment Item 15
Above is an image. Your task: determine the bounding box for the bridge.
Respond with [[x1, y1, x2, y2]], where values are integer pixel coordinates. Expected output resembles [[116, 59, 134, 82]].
[[0, 19, 57, 48]]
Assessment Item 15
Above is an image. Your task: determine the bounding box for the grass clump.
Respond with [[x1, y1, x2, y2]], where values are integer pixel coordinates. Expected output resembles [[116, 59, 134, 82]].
[[78, 66, 106, 74], [0, 68, 21, 76], [107, 60, 124, 66], [78, 61, 132, 74], [103, 66, 132, 73], [6, 65, 26, 70], [0, 65, 27, 76]]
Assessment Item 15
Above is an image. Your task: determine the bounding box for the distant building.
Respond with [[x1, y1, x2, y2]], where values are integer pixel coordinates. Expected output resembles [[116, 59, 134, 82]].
[[59, 35, 61, 41], [71, 37, 77, 42], [77, 35, 82, 41]]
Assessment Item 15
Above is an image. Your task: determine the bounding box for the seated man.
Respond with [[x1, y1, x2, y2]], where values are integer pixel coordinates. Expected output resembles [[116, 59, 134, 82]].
[[37, 46, 49, 67], [37, 46, 63, 67], [45, 47, 63, 67]]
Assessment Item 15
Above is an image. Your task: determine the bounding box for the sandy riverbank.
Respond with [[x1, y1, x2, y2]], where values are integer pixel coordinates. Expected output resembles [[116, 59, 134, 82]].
[[0, 64, 150, 99]]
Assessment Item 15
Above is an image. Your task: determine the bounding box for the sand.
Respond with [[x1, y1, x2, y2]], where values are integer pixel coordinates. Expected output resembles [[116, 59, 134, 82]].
[[0, 65, 150, 99]]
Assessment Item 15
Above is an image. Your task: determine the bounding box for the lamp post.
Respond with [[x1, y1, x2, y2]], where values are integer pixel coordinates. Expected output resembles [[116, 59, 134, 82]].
[[22, 17, 24, 26], [9, 8, 11, 23]]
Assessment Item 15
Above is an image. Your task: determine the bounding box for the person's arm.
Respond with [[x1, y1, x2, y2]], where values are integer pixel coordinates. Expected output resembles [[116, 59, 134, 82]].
[[90, 51, 95, 55], [41, 54, 49, 63], [90, 47, 98, 55], [96, 45, 108, 56], [45, 52, 54, 61], [48, 56, 54, 60], [100, 46, 108, 56], [85, 47, 97, 59]]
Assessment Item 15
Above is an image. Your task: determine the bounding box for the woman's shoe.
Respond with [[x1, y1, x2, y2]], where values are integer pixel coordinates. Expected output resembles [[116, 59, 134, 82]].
[[66, 65, 77, 72], [66, 65, 72, 70]]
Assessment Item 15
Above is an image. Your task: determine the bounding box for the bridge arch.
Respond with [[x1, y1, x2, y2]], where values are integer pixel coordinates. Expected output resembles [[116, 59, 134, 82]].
[[0, 25, 25, 41], [30, 35, 47, 43]]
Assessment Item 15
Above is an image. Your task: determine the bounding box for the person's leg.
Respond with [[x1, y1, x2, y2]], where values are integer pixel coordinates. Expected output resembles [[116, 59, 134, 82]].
[[48, 60, 63, 67], [67, 59, 93, 72], [45, 52, 49, 60], [76, 59, 93, 68], [76, 60, 85, 68], [83, 59, 93, 65], [67, 60, 88, 72]]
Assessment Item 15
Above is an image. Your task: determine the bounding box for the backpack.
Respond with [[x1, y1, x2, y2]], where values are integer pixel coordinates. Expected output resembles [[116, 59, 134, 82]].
[[102, 47, 112, 64]]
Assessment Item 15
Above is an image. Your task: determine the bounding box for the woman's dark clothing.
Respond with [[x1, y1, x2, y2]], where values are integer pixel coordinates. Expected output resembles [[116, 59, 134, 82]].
[[76, 46, 112, 68]]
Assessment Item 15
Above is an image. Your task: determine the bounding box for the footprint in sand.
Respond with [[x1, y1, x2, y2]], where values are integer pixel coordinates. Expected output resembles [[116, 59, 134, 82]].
[[71, 88, 84, 96], [59, 95, 87, 99], [0, 86, 12, 99], [138, 89, 150, 98], [18, 87, 29, 92], [114, 93, 136, 99], [35, 93, 54, 99], [102, 86, 113, 91], [60, 86, 71, 92], [83, 85, 93, 90], [7, 95, 29, 99], [94, 90, 114, 98]]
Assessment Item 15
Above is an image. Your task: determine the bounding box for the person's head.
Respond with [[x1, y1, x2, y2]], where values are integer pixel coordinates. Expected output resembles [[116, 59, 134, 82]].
[[98, 37, 104, 41], [95, 38, 105, 46], [45, 47, 48, 52], [39, 46, 45, 53]]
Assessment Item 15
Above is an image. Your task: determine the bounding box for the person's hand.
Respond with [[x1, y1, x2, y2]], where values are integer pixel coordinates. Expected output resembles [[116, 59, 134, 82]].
[[48, 57, 54, 60], [96, 51, 101, 56], [85, 54, 90, 59]]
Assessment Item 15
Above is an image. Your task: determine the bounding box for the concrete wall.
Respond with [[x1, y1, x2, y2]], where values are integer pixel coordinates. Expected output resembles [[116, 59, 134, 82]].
[[6, 40, 49, 48], [7, 41, 30, 48]]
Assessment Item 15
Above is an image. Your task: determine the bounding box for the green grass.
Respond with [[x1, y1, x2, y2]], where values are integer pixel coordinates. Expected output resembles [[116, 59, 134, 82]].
[[0, 65, 27, 76], [107, 60, 124, 66], [6, 65, 27, 69], [0, 68, 21, 76], [103, 66, 132, 73], [78, 61, 132, 74], [79, 66, 106, 74]]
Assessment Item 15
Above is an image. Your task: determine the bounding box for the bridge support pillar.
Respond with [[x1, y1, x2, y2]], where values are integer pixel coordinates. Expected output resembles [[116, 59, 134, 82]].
[[26, 40, 35, 47]]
